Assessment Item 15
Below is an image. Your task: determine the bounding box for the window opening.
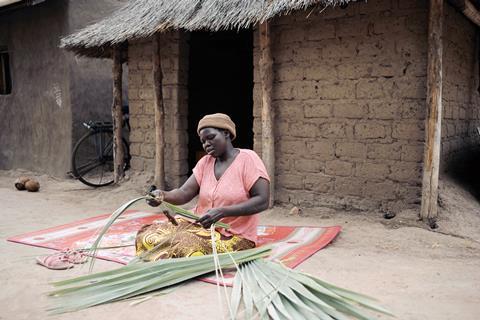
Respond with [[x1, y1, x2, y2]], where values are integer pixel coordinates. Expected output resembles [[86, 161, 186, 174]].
[[0, 46, 12, 95]]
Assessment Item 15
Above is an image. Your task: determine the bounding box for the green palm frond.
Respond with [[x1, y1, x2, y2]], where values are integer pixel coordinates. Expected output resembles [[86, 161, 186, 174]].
[[232, 259, 395, 320], [48, 246, 271, 314], [47, 196, 393, 320], [87, 196, 147, 271], [161, 200, 230, 229], [86, 196, 230, 271]]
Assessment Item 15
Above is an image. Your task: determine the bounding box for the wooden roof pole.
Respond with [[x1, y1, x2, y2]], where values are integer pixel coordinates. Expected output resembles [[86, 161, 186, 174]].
[[112, 46, 125, 183], [448, 0, 480, 26], [259, 21, 275, 208], [421, 0, 444, 226], [152, 33, 165, 189]]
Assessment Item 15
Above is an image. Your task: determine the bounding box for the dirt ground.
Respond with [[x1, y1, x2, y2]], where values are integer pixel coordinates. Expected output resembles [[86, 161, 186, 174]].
[[0, 169, 479, 320]]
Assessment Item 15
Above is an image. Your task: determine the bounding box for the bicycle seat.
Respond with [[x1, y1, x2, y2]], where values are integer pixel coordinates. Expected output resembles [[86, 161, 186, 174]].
[[83, 121, 113, 130]]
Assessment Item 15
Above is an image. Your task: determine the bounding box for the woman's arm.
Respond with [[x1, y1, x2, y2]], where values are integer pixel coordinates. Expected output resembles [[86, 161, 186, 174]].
[[196, 177, 270, 228], [150, 174, 200, 206]]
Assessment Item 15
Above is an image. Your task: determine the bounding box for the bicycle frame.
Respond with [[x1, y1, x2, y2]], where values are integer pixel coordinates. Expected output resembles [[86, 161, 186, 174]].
[[71, 115, 130, 187], [74, 131, 113, 176]]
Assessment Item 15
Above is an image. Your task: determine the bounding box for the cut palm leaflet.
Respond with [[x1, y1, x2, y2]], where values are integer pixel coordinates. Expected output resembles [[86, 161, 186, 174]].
[[232, 260, 394, 320], [47, 196, 394, 319], [85, 196, 230, 271], [48, 247, 271, 314]]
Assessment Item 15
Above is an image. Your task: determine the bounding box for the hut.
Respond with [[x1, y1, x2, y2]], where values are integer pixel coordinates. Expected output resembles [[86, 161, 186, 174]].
[[61, 0, 480, 223], [0, 0, 126, 176]]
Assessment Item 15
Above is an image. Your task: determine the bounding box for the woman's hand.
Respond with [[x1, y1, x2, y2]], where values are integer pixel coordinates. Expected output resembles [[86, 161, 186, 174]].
[[147, 189, 164, 207], [197, 208, 225, 229]]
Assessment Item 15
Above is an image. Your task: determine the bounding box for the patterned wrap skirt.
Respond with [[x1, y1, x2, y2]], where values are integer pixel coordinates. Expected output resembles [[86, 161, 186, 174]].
[[135, 218, 255, 261]]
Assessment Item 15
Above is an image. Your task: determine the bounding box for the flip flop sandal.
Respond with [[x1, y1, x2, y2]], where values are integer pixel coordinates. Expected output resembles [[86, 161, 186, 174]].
[[65, 250, 88, 264], [36, 253, 74, 270]]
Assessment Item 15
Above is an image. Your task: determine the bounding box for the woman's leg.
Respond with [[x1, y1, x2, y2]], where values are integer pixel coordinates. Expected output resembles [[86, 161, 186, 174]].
[[135, 218, 255, 261]]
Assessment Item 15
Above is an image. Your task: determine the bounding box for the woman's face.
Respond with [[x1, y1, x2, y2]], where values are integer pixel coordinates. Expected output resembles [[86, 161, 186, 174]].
[[199, 127, 229, 158]]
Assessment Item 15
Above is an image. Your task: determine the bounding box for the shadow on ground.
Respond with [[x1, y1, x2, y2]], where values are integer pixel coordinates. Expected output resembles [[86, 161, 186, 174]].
[[445, 148, 480, 201]]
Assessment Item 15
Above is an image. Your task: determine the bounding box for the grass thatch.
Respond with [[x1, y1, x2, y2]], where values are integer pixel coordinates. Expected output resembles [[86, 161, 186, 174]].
[[60, 0, 355, 58]]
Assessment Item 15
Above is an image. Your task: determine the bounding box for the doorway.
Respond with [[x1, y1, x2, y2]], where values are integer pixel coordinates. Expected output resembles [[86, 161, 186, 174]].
[[187, 30, 254, 171]]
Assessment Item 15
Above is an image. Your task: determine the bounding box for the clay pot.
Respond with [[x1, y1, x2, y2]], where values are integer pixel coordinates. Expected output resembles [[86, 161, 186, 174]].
[[25, 179, 40, 192], [14, 176, 31, 190]]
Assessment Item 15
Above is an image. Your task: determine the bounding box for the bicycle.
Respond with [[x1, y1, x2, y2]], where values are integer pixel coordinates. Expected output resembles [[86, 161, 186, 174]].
[[71, 112, 131, 187]]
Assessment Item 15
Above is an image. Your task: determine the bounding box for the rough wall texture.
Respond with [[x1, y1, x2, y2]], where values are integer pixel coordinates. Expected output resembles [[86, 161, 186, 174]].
[[441, 3, 480, 165], [125, 0, 479, 210], [68, 0, 128, 145], [0, 0, 72, 176], [0, 0, 125, 176], [252, 0, 429, 210], [127, 32, 189, 188]]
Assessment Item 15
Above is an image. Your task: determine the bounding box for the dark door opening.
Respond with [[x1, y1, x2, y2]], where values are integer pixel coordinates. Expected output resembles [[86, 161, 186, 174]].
[[187, 30, 254, 171]]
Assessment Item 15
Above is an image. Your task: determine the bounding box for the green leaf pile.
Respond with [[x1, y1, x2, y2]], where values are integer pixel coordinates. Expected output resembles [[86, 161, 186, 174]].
[[232, 259, 394, 320]]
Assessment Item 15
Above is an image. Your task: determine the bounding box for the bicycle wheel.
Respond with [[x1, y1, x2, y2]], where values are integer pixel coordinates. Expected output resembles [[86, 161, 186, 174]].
[[72, 129, 130, 187]]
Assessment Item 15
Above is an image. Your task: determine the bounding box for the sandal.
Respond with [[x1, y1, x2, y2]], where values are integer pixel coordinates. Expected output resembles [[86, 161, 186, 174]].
[[36, 253, 74, 270], [64, 249, 88, 264]]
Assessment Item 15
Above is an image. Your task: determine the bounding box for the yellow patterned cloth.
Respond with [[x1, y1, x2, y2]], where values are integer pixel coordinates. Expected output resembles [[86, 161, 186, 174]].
[[135, 218, 255, 261]]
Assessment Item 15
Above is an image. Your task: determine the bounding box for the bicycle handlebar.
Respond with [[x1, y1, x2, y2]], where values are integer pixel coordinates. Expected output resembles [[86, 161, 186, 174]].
[[83, 121, 113, 130], [82, 115, 130, 131]]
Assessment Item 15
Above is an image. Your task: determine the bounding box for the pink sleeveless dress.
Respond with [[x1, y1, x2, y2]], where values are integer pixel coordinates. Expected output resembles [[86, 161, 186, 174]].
[[192, 149, 270, 243]]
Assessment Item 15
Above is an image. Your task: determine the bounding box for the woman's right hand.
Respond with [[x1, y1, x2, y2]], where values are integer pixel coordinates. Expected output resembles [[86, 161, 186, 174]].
[[147, 188, 164, 207]]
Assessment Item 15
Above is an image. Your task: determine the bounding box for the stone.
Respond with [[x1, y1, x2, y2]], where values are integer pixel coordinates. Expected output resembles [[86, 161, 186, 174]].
[[325, 160, 353, 176], [355, 162, 390, 179], [304, 102, 332, 118], [354, 123, 386, 139], [294, 158, 322, 173], [306, 140, 335, 159], [335, 142, 367, 159], [333, 102, 367, 119], [389, 162, 422, 182], [277, 174, 304, 190], [367, 143, 402, 160], [334, 177, 364, 196], [304, 174, 334, 193], [392, 123, 424, 141]]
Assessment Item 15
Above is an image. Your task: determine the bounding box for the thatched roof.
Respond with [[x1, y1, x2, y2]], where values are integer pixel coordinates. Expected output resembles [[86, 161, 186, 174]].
[[61, 0, 354, 58]]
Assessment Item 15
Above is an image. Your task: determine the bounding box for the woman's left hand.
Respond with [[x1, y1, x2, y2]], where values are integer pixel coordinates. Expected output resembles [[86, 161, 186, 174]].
[[197, 208, 225, 229]]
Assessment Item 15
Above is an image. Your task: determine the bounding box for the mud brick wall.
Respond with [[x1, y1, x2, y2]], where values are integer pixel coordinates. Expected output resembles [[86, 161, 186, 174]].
[[253, 0, 429, 210], [441, 4, 480, 165], [125, 0, 479, 210], [128, 32, 189, 188]]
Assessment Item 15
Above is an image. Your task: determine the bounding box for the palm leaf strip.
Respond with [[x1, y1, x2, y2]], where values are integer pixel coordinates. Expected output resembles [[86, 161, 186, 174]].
[[232, 259, 395, 320], [86, 196, 230, 271], [48, 246, 271, 314]]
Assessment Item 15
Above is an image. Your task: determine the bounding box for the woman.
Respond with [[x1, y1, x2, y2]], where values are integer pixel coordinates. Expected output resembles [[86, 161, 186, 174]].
[[136, 113, 270, 260]]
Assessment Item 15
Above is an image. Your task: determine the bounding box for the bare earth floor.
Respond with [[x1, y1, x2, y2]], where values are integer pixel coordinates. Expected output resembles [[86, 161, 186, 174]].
[[0, 170, 479, 320]]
